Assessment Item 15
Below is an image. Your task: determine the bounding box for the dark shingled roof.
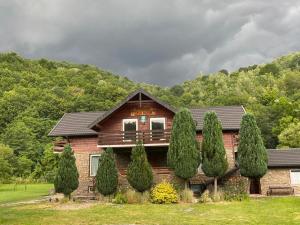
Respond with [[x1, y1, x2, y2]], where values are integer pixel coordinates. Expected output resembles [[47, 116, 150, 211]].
[[190, 106, 245, 131], [48, 89, 246, 137], [268, 149, 300, 167], [48, 112, 105, 137], [49, 106, 245, 137]]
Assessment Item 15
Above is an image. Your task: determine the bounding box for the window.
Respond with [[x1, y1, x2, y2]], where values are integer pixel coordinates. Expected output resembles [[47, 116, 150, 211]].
[[123, 119, 138, 141], [90, 154, 101, 176], [290, 169, 300, 185], [150, 118, 165, 140]]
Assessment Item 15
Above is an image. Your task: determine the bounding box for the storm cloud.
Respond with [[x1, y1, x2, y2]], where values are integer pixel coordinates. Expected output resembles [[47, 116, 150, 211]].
[[0, 0, 299, 85]]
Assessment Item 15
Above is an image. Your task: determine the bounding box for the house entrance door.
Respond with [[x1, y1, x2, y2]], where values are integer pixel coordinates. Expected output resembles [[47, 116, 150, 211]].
[[250, 178, 261, 194]]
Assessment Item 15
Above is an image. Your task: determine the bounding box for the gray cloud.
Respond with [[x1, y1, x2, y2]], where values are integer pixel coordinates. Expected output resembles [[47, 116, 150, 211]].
[[0, 0, 299, 86]]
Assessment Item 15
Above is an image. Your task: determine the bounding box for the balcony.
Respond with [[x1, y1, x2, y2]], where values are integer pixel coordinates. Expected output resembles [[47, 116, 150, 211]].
[[98, 129, 171, 147], [53, 140, 68, 153]]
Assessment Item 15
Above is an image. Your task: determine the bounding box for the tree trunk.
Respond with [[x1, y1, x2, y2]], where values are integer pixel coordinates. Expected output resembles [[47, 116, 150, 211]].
[[214, 177, 217, 196], [185, 180, 188, 189]]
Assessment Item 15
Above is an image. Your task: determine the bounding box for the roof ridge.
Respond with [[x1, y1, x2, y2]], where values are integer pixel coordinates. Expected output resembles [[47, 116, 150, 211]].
[[65, 111, 106, 114], [189, 105, 243, 110]]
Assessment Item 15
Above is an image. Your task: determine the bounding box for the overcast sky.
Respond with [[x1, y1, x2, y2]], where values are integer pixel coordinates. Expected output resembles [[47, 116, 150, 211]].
[[0, 0, 300, 86]]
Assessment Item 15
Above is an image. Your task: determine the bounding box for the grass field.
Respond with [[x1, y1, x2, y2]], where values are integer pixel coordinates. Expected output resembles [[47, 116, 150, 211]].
[[0, 183, 53, 204], [1, 197, 300, 225]]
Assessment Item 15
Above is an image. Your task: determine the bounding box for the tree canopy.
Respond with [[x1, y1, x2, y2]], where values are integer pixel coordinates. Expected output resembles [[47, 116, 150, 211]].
[[0, 51, 299, 182]]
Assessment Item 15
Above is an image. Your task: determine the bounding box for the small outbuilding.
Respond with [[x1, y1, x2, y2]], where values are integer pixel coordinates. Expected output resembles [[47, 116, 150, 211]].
[[261, 149, 300, 195]]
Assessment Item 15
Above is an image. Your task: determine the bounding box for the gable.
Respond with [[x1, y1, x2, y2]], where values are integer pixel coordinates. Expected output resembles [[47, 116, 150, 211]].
[[89, 89, 176, 130]]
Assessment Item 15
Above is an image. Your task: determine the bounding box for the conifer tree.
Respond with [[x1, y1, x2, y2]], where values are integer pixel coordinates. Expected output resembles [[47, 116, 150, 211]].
[[127, 141, 153, 192], [238, 114, 268, 179], [167, 108, 200, 188], [202, 112, 228, 196], [54, 145, 79, 199], [95, 148, 118, 196]]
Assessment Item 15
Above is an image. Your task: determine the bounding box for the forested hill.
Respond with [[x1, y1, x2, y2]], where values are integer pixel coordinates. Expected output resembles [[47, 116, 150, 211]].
[[0, 52, 299, 182]]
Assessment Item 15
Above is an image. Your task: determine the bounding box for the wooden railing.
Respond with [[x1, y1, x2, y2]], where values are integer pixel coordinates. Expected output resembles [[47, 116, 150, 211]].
[[119, 167, 172, 176], [53, 140, 68, 153], [98, 129, 171, 146]]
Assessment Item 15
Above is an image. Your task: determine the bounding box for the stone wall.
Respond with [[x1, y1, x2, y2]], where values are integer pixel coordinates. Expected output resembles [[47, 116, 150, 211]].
[[260, 168, 300, 195]]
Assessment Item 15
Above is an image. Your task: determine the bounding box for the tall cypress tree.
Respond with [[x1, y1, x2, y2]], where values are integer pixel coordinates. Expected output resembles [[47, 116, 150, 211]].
[[127, 141, 153, 192], [96, 148, 118, 196], [54, 144, 79, 199], [202, 112, 228, 196], [167, 108, 200, 188], [238, 114, 268, 179]]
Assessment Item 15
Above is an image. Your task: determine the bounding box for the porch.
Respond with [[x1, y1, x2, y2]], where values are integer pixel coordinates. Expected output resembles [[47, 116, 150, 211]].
[[113, 146, 175, 183]]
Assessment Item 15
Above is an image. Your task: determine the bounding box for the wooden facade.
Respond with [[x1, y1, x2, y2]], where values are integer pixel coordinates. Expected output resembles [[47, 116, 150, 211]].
[[96, 100, 174, 147]]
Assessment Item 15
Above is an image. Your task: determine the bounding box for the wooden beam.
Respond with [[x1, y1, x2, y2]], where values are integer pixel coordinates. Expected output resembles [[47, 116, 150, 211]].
[[139, 92, 142, 108]]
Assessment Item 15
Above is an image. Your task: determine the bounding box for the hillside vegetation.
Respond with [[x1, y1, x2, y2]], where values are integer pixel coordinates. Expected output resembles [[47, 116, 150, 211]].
[[0, 52, 299, 182]]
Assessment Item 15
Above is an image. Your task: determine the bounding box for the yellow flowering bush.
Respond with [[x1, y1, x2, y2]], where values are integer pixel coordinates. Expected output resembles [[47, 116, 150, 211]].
[[151, 181, 179, 204]]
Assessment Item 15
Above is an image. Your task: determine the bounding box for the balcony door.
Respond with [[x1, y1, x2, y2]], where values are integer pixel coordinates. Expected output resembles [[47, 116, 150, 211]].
[[150, 118, 165, 140], [123, 119, 138, 142]]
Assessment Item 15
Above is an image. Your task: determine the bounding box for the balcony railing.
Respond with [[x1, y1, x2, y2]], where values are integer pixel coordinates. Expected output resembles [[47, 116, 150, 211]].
[[53, 140, 68, 153], [98, 129, 171, 146]]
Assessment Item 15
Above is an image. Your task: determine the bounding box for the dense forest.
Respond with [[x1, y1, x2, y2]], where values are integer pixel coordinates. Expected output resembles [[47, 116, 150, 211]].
[[0, 52, 299, 182]]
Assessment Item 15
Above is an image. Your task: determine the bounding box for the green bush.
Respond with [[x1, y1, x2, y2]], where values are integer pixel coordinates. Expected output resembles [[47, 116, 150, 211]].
[[212, 190, 224, 202], [123, 189, 150, 204], [222, 177, 249, 201], [113, 192, 127, 204], [180, 188, 195, 203], [199, 190, 212, 203], [151, 181, 179, 204]]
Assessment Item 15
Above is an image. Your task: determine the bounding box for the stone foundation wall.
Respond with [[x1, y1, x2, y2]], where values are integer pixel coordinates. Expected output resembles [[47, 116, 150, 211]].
[[117, 169, 185, 189], [260, 168, 300, 195], [69, 136, 102, 195]]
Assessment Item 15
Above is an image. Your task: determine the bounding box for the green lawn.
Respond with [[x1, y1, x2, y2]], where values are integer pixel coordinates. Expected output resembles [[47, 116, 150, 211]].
[[0, 183, 53, 204], [1, 197, 300, 225]]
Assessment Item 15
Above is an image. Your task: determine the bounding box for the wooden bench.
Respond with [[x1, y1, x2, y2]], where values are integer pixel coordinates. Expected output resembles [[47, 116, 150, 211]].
[[267, 186, 294, 196], [73, 195, 97, 201]]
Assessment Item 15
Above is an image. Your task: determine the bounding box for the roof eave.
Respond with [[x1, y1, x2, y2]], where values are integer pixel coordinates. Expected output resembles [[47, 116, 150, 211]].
[[48, 133, 98, 137]]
